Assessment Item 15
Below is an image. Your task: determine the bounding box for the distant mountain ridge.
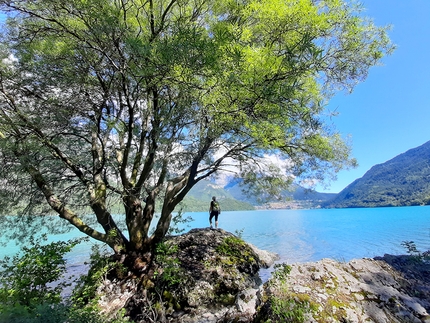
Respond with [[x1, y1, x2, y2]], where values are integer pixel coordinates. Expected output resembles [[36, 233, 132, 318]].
[[224, 180, 335, 206], [182, 178, 335, 212], [325, 140, 430, 208]]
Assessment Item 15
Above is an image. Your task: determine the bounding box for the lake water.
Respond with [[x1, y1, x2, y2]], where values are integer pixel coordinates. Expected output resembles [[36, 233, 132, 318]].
[[2, 206, 430, 281], [191, 206, 430, 263]]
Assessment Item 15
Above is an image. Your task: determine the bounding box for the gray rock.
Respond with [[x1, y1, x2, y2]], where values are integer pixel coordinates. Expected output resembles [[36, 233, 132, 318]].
[[248, 243, 279, 268], [137, 228, 273, 322], [235, 288, 259, 314], [258, 257, 430, 323]]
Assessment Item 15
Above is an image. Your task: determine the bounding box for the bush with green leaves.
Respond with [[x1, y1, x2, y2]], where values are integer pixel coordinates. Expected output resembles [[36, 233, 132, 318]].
[[216, 236, 247, 258], [69, 244, 130, 322], [154, 241, 182, 288], [0, 237, 81, 322], [0, 237, 131, 323], [0, 237, 81, 308], [71, 244, 119, 307], [216, 235, 256, 268]]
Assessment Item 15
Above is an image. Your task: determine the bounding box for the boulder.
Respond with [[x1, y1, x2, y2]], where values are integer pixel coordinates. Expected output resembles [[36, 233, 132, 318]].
[[100, 228, 278, 323], [157, 228, 276, 323]]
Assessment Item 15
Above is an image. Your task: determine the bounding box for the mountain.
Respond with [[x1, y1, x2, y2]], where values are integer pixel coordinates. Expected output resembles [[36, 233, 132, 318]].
[[181, 178, 335, 212], [224, 179, 335, 207], [181, 180, 255, 212], [325, 140, 430, 208]]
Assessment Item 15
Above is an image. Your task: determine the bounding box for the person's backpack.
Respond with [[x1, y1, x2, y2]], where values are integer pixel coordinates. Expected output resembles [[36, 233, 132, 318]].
[[212, 201, 220, 212]]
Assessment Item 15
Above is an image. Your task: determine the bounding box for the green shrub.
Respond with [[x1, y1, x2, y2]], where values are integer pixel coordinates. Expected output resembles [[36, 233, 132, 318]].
[[401, 240, 430, 263], [0, 302, 69, 323], [0, 237, 81, 322], [216, 236, 246, 258], [270, 297, 310, 323], [0, 237, 81, 308], [0, 238, 129, 323], [271, 263, 292, 283], [258, 263, 315, 323], [71, 244, 118, 307], [154, 241, 182, 288]]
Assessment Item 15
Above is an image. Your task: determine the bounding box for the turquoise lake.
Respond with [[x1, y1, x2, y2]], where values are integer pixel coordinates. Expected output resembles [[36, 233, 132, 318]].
[[186, 206, 430, 263], [2, 206, 430, 280]]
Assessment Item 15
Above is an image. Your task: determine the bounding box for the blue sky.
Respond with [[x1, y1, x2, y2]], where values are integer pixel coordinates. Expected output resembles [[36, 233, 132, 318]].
[[316, 1, 430, 193]]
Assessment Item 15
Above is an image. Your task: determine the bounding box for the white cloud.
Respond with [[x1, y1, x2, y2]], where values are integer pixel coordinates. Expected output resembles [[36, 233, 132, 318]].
[[210, 149, 297, 186], [2, 54, 18, 66]]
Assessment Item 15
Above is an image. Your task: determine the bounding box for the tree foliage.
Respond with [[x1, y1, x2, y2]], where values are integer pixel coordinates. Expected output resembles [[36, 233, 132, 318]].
[[0, 0, 393, 257]]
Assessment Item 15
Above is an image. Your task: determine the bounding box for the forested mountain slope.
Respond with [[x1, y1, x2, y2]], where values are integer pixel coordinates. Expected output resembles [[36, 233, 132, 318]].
[[325, 141, 430, 208]]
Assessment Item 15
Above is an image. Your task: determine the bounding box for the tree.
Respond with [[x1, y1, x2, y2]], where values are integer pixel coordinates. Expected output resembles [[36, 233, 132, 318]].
[[0, 0, 393, 265]]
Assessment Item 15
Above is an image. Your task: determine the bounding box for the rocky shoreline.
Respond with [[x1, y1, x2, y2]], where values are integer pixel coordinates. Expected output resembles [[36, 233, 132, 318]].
[[274, 256, 430, 322], [94, 228, 430, 323]]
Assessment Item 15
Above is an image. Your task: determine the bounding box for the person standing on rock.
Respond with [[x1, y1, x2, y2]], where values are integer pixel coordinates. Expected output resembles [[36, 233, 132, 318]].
[[209, 196, 221, 229]]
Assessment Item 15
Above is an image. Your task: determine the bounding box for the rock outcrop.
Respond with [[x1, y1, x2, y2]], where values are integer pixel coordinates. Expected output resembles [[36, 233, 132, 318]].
[[157, 228, 278, 323], [97, 228, 278, 323], [257, 256, 430, 323]]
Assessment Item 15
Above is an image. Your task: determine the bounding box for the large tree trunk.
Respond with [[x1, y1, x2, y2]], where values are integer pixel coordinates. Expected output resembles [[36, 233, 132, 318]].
[[124, 195, 149, 252], [123, 190, 161, 253]]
